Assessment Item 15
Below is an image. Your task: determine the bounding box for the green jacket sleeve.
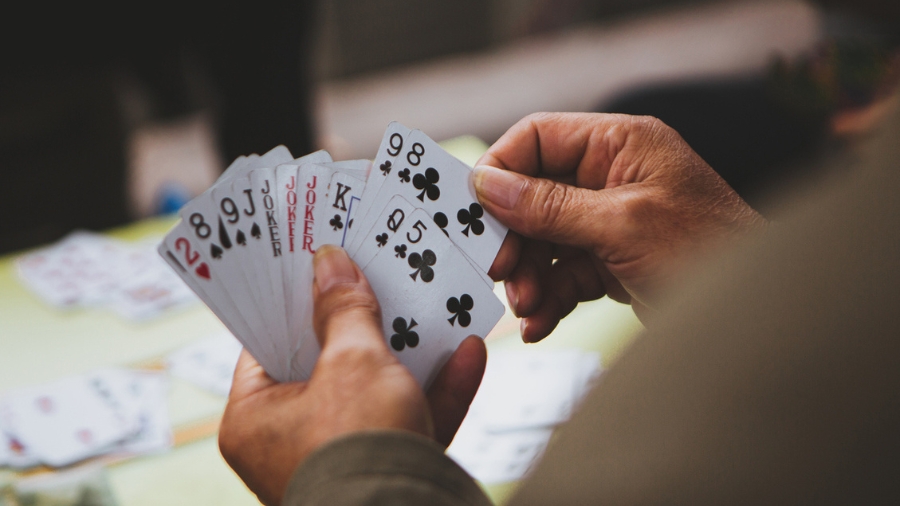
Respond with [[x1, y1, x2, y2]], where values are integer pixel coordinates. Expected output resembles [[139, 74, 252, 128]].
[[282, 430, 492, 506]]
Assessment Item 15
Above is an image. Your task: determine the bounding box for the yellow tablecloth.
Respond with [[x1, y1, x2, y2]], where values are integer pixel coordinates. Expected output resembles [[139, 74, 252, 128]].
[[0, 137, 643, 505]]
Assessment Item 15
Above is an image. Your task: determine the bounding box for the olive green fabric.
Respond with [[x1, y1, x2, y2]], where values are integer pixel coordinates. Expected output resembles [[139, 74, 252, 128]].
[[284, 103, 900, 505], [283, 431, 491, 506]]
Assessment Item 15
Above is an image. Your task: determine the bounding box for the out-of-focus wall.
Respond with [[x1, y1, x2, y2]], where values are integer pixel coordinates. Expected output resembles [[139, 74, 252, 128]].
[[315, 0, 721, 80]]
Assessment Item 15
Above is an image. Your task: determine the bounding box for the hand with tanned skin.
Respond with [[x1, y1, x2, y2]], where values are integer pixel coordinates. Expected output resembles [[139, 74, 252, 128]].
[[475, 113, 767, 338], [218, 245, 487, 505]]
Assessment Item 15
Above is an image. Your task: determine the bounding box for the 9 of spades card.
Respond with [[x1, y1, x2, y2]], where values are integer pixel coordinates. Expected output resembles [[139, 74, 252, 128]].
[[361, 209, 504, 387]]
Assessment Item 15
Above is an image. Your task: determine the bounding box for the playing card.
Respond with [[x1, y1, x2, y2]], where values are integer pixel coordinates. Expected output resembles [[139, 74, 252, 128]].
[[216, 145, 294, 183], [356, 128, 508, 273], [88, 369, 172, 455], [317, 159, 371, 180], [287, 161, 355, 380], [107, 240, 198, 321], [204, 172, 288, 369], [16, 232, 126, 309], [346, 122, 411, 255], [447, 424, 553, 484], [362, 209, 505, 387], [167, 332, 243, 396], [313, 171, 365, 249], [351, 195, 492, 287], [349, 195, 418, 269], [159, 222, 282, 381], [479, 351, 601, 431], [0, 376, 135, 467]]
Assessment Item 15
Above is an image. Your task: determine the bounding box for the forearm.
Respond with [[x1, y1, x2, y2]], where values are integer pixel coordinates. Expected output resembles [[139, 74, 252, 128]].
[[283, 431, 492, 506]]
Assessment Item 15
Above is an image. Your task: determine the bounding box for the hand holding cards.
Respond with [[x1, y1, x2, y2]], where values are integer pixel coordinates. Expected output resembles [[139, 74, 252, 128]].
[[159, 123, 507, 386]]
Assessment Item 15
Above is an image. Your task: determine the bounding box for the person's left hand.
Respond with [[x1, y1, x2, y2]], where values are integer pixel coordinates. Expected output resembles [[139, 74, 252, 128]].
[[218, 245, 488, 506]]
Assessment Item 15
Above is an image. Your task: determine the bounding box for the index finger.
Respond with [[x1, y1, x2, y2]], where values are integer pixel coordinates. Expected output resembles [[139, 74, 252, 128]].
[[476, 112, 642, 191]]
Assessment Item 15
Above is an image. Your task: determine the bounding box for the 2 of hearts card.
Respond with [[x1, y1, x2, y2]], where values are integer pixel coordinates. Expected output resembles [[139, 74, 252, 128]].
[[159, 123, 507, 387]]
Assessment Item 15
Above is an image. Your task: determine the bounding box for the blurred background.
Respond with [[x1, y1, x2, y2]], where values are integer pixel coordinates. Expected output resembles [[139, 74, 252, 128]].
[[1, 0, 898, 254]]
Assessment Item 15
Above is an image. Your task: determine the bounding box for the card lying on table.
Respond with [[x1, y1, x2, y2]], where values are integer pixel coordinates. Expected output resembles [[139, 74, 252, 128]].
[[159, 123, 508, 387]]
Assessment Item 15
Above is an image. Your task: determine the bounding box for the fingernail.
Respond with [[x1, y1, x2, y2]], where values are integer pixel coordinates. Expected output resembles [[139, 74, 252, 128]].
[[473, 166, 526, 210], [313, 245, 358, 292], [505, 282, 519, 316], [520, 318, 531, 342]]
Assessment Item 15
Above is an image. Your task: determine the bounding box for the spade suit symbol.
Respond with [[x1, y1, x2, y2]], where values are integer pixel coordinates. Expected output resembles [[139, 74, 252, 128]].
[[236, 230, 247, 245], [250, 223, 262, 239], [218, 217, 232, 249], [210, 244, 223, 259]]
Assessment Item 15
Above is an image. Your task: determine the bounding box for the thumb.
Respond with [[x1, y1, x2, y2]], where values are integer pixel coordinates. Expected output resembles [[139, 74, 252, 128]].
[[312, 245, 386, 355], [473, 165, 616, 249]]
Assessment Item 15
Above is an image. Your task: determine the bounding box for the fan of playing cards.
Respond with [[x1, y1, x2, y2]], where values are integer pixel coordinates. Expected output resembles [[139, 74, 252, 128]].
[[158, 123, 507, 386]]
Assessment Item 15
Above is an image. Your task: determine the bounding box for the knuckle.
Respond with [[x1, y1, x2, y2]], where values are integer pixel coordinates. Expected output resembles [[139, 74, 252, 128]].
[[217, 422, 240, 462], [629, 115, 672, 140], [319, 340, 385, 369], [523, 111, 554, 124], [527, 179, 572, 233]]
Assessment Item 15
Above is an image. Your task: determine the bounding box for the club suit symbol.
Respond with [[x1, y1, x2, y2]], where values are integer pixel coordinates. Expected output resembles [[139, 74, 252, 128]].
[[329, 214, 344, 231], [408, 249, 436, 282], [447, 294, 474, 327], [413, 168, 440, 202], [390, 317, 419, 351], [380, 160, 392, 175], [457, 203, 485, 237], [434, 212, 449, 236]]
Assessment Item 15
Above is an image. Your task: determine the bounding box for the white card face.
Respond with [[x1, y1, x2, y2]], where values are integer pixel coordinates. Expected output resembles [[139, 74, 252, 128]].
[[215, 174, 288, 381], [287, 163, 340, 380], [361, 128, 508, 273], [159, 222, 282, 381], [0, 376, 134, 467], [362, 209, 505, 387], [211, 175, 276, 328], [109, 242, 198, 321], [350, 195, 418, 270], [314, 171, 365, 249], [346, 122, 412, 255], [479, 352, 600, 431], [249, 167, 292, 370], [217, 145, 295, 183], [317, 159, 371, 180], [16, 232, 127, 308], [447, 425, 553, 484], [167, 332, 243, 397], [89, 369, 173, 455]]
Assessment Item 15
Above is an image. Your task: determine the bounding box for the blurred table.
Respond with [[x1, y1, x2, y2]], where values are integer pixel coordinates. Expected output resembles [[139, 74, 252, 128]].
[[0, 137, 643, 505]]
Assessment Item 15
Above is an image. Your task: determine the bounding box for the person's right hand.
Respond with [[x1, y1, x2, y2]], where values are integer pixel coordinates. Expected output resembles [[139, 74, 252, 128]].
[[475, 113, 767, 338]]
